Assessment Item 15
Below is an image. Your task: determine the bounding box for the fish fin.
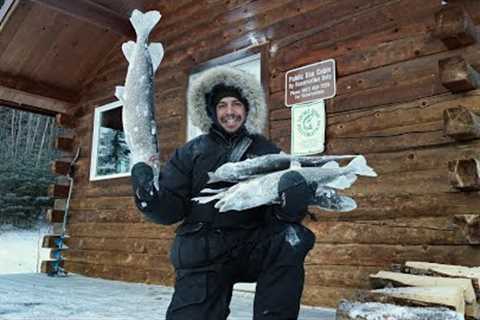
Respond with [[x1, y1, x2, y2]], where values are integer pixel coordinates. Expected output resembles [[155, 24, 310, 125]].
[[148, 43, 164, 72], [325, 173, 357, 190], [200, 187, 228, 194], [130, 9, 161, 39], [290, 160, 302, 169], [346, 155, 377, 177], [114, 86, 126, 103], [121, 41, 135, 63], [191, 193, 222, 204], [321, 161, 340, 169]]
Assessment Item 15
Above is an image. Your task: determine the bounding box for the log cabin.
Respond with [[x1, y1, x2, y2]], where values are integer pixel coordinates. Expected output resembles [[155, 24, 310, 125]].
[[0, 0, 479, 308]]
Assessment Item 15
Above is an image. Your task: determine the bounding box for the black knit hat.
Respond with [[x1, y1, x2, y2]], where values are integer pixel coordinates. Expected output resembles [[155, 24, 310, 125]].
[[205, 84, 249, 119]]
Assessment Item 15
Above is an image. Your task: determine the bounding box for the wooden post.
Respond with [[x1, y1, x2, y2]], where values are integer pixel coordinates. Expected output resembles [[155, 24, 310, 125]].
[[433, 5, 478, 49], [444, 106, 480, 140], [439, 56, 480, 93], [448, 158, 480, 191]]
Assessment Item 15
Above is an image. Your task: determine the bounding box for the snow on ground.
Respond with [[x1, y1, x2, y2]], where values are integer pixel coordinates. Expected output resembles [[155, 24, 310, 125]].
[[0, 225, 336, 319], [0, 225, 50, 274], [0, 273, 336, 320]]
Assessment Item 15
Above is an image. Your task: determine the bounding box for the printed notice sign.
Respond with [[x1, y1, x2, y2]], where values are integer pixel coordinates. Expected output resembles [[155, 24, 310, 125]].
[[291, 101, 326, 155], [285, 59, 336, 107]]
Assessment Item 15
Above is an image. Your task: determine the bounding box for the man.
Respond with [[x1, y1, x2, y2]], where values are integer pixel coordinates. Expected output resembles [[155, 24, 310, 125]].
[[131, 66, 316, 319]]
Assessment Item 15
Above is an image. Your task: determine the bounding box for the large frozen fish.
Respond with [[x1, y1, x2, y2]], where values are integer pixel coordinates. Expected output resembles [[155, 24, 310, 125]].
[[193, 155, 376, 212], [208, 153, 358, 183], [115, 9, 164, 171]]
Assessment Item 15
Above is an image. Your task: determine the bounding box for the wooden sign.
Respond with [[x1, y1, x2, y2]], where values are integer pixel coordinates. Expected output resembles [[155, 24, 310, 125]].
[[285, 59, 336, 106]]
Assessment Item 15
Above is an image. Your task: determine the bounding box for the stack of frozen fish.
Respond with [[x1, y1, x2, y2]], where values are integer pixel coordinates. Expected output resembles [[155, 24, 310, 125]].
[[193, 154, 377, 213]]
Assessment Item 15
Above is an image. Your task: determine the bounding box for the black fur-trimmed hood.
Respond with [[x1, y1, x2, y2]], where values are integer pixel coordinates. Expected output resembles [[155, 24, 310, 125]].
[[187, 66, 267, 134]]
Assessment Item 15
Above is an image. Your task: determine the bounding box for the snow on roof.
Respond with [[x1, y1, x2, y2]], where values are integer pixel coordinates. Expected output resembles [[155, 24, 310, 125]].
[[0, 273, 335, 319]]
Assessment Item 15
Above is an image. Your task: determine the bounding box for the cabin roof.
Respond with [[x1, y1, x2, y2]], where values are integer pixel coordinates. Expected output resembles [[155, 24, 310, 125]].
[[0, 0, 159, 114]]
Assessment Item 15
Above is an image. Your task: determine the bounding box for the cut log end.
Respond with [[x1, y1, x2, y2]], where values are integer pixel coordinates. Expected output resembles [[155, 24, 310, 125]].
[[443, 107, 480, 140], [448, 158, 480, 191], [433, 5, 478, 49], [439, 56, 480, 93]]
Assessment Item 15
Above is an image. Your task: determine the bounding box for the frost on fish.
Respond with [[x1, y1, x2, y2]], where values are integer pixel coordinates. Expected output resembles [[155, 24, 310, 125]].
[[115, 9, 164, 187], [208, 153, 359, 183], [193, 155, 376, 213]]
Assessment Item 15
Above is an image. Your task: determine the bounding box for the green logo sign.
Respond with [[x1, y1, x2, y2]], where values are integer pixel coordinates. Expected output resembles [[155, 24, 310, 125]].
[[297, 108, 321, 137]]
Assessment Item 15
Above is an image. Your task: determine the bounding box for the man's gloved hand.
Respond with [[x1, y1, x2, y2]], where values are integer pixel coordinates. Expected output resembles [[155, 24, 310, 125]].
[[131, 162, 156, 203], [277, 171, 316, 220]]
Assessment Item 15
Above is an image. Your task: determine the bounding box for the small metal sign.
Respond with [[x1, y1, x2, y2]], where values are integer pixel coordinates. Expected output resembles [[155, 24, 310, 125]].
[[291, 101, 326, 155], [285, 59, 336, 107]]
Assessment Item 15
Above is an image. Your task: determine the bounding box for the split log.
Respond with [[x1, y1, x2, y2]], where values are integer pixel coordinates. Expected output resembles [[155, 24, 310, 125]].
[[448, 158, 480, 191], [439, 56, 480, 93], [444, 106, 480, 140], [370, 271, 479, 318], [41, 260, 65, 274], [404, 261, 480, 279], [336, 300, 464, 320], [359, 286, 465, 314], [433, 5, 478, 49], [46, 209, 64, 223], [370, 271, 476, 304], [403, 261, 480, 296]]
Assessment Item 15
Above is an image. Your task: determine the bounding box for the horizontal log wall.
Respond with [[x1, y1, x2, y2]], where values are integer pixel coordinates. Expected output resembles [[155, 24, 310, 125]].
[[67, 0, 480, 308]]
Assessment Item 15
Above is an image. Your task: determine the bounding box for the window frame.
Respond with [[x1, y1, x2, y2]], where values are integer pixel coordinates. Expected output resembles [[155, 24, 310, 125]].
[[89, 100, 131, 181], [0, 0, 17, 26]]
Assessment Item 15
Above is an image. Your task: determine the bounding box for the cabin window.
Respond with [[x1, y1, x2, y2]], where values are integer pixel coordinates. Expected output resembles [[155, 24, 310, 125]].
[[0, 0, 16, 24], [90, 101, 130, 181], [187, 53, 262, 141]]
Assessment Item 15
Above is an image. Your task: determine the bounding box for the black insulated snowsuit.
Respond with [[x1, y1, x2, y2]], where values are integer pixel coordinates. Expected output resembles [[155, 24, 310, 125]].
[[132, 127, 315, 320]]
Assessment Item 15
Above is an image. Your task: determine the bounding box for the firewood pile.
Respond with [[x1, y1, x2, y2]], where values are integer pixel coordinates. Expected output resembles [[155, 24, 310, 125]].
[[336, 261, 480, 320]]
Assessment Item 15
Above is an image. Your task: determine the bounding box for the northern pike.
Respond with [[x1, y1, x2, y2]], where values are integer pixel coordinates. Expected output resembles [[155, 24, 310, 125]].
[[193, 155, 376, 212], [115, 9, 164, 173], [207, 153, 359, 183]]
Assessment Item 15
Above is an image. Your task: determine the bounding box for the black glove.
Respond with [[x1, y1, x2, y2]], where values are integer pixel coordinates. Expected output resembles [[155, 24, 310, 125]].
[[277, 171, 316, 220], [131, 162, 156, 203]]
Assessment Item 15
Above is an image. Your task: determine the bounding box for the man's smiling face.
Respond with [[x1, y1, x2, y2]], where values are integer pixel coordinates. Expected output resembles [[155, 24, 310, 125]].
[[215, 96, 247, 133]]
